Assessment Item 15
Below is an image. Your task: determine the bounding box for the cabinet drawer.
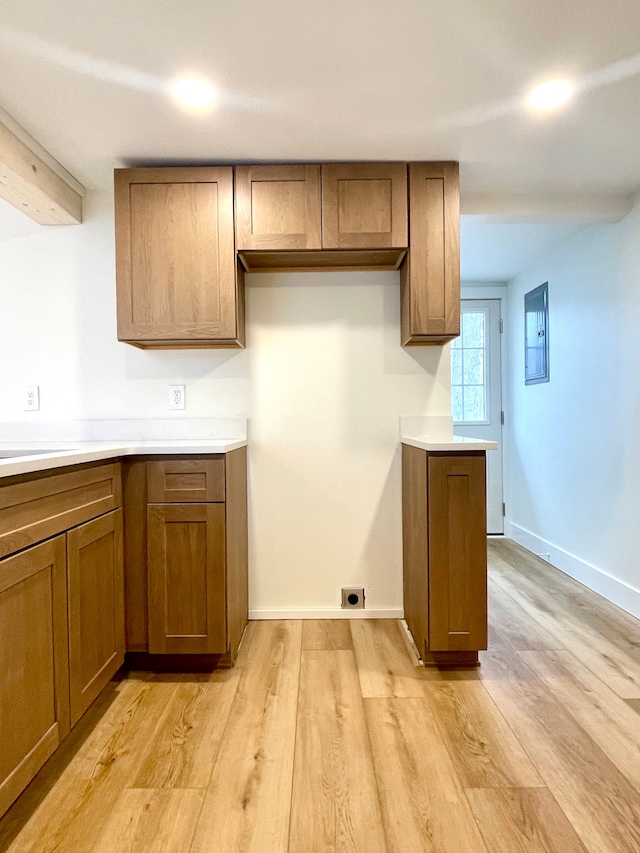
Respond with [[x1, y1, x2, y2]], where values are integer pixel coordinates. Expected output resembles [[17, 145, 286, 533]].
[[0, 464, 122, 559], [147, 458, 225, 503]]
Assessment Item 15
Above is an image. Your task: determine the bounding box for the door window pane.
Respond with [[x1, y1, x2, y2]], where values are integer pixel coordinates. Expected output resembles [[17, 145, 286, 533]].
[[451, 310, 488, 424]]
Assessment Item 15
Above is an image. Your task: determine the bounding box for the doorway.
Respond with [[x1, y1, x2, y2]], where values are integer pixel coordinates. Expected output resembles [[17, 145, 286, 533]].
[[451, 299, 504, 534]]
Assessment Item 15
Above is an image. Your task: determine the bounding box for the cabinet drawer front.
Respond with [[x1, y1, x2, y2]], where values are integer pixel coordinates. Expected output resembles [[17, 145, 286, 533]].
[[147, 503, 226, 654], [0, 536, 69, 818], [0, 463, 122, 559], [147, 459, 225, 503], [322, 163, 408, 249]]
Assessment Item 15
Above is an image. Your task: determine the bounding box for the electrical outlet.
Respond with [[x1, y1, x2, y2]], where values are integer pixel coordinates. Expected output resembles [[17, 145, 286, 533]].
[[341, 587, 365, 609], [24, 385, 40, 411], [168, 384, 185, 410]]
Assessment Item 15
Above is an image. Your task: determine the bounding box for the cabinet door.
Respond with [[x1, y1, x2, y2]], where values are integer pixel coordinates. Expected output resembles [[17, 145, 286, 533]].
[[235, 165, 321, 250], [67, 510, 125, 726], [115, 167, 242, 347], [427, 455, 487, 652], [147, 503, 226, 654], [400, 162, 460, 344], [0, 537, 69, 819], [321, 163, 408, 249]]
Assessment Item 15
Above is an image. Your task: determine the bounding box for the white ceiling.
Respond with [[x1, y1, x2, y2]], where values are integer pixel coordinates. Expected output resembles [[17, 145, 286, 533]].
[[1, 0, 639, 278]]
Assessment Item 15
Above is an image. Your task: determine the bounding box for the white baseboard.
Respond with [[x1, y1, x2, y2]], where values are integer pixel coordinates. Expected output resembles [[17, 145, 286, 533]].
[[248, 608, 403, 620], [506, 522, 640, 621]]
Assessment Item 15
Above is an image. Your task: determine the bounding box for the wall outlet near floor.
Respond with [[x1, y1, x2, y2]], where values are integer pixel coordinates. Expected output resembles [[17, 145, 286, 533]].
[[168, 384, 185, 410], [341, 587, 365, 609], [24, 385, 40, 411]]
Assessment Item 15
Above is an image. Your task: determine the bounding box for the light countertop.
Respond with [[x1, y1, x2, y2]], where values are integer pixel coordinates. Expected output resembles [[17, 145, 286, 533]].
[[401, 435, 498, 452], [0, 439, 247, 479]]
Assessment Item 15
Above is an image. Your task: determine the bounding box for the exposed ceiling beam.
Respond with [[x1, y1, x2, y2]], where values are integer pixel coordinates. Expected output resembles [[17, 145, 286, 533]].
[[0, 111, 83, 225], [461, 192, 635, 224]]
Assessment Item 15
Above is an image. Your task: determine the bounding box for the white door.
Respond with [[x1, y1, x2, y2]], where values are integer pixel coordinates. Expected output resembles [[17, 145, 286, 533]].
[[451, 299, 504, 534]]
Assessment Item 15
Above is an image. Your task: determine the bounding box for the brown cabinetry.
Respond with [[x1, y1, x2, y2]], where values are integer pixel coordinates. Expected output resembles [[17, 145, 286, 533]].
[[67, 510, 125, 725], [114, 161, 458, 348], [0, 536, 69, 818], [115, 167, 244, 349], [401, 162, 460, 344], [402, 445, 487, 666], [148, 503, 226, 654], [123, 449, 248, 663], [0, 462, 124, 818], [321, 162, 408, 249], [235, 165, 321, 251]]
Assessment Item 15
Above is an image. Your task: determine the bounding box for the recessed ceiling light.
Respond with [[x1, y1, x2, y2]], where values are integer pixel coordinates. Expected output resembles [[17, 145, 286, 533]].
[[528, 79, 574, 111], [171, 77, 217, 109]]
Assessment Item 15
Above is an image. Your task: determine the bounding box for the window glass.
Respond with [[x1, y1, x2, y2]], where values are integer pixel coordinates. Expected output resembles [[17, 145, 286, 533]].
[[451, 309, 488, 424]]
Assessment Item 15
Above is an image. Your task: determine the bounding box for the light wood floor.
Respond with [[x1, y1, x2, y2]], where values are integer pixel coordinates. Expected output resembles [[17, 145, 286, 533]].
[[2, 539, 640, 852]]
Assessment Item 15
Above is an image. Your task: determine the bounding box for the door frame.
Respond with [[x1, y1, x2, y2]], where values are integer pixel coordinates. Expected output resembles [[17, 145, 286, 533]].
[[460, 284, 508, 534]]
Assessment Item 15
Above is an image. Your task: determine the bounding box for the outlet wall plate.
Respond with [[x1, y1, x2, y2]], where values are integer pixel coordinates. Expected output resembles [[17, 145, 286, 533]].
[[168, 384, 185, 410], [341, 587, 365, 609], [24, 385, 40, 411]]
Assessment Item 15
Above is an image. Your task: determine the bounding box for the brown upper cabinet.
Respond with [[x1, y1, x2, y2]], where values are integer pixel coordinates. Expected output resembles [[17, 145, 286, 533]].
[[235, 165, 322, 251], [321, 162, 408, 249], [115, 167, 244, 349], [114, 161, 458, 348], [400, 162, 460, 344]]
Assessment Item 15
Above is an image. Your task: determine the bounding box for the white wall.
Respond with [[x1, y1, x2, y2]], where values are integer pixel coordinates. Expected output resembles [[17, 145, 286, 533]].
[[505, 194, 640, 618], [0, 191, 450, 616]]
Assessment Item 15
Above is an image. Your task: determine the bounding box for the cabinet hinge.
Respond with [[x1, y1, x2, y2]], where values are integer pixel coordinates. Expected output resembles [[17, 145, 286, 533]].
[[501, 411, 505, 426], [502, 502, 506, 517], [499, 318, 504, 333]]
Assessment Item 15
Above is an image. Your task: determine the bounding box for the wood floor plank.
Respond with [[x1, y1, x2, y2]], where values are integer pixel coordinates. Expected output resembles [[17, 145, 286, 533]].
[[479, 649, 640, 853], [351, 620, 424, 697], [189, 621, 302, 853], [489, 578, 565, 652], [489, 540, 588, 597], [90, 788, 204, 852], [466, 788, 589, 853], [364, 698, 488, 853], [289, 650, 387, 852], [422, 679, 544, 788], [490, 568, 640, 698], [131, 670, 241, 789], [0, 676, 172, 853], [301, 619, 354, 650], [520, 649, 640, 794]]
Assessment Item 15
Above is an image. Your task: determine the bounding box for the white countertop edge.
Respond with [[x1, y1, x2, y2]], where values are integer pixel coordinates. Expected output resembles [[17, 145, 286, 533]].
[[401, 435, 498, 452], [0, 439, 248, 479]]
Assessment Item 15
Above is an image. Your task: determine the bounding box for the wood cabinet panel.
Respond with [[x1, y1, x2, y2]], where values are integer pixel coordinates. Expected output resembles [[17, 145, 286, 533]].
[[427, 455, 487, 652], [0, 463, 121, 559], [402, 448, 487, 665], [67, 510, 125, 726], [0, 536, 70, 818], [401, 162, 460, 344], [147, 458, 225, 503], [322, 163, 408, 249], [235, 165, 321, 250], [147, 503, 226, 654], [115, 167, 242, 347]]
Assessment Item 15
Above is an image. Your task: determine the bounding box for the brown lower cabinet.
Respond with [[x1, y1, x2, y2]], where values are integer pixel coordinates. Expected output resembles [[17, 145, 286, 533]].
[[123, 448, 249, 665], [147, 503, 226, 654], [0, 536, 69, 819], [67, 510, 125, 725], [402, 444, 488, 666]]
